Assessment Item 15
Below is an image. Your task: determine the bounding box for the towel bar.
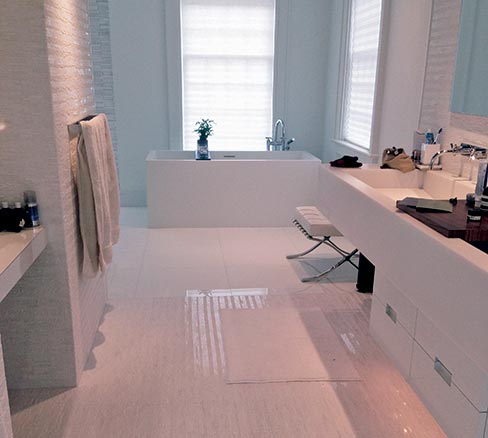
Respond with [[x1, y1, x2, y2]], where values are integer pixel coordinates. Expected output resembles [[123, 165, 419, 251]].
[[67, 114, 97, 137]]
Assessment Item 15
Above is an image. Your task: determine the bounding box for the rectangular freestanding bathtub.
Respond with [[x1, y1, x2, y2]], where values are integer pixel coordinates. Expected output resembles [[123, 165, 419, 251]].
[[146, 150, 321, 228]]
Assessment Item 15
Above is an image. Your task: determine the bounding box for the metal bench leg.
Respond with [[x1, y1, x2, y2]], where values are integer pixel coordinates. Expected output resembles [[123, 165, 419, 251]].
[[301, 249, 359, 283], [286, 238, 326, 259]]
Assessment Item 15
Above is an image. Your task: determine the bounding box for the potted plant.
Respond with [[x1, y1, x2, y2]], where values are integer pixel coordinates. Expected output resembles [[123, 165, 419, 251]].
[[194, 118, 214, 160]]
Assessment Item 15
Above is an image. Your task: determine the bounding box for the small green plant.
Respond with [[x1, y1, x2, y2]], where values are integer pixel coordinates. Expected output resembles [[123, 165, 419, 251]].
[[194, 119, 215, 142]]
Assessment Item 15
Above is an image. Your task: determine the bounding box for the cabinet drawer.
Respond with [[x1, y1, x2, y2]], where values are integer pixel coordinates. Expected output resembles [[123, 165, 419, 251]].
[[370, 296, 414, 378], [373, 271, 417, 336], [416, 311, 488, 412], [410, 342, 487, 438]]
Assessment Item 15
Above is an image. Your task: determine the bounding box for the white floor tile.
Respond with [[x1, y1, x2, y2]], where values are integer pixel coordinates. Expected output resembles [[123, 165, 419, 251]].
[[219, 227, 297, 266], [137, 263, 230, 297], [225, 264, 305, 289], [10, 218, 446, 438], [143, 228, 225, 268], [107, 262, 142, 298]]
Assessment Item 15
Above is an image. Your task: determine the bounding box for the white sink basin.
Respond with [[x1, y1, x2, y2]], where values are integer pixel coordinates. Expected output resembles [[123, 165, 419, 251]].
[[341, 168, 476, 201]]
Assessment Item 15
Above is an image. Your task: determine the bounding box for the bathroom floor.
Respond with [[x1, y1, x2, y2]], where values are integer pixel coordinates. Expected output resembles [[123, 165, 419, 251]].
[[9, 209, 445, 438]]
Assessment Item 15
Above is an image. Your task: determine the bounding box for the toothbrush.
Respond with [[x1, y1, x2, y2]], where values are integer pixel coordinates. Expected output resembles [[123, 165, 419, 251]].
[[433, 128, 443, 144]]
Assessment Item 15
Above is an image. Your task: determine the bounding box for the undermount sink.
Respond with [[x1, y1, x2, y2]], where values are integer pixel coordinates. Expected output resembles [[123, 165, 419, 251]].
[[341, 168, 476, 201]]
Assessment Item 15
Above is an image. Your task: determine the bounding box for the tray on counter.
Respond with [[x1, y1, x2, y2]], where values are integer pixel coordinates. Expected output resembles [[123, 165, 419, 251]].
[[396, 201, 488, 243]]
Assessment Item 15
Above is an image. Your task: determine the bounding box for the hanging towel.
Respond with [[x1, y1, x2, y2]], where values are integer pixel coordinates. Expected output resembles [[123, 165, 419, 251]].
[[77, 114, 120, 276]]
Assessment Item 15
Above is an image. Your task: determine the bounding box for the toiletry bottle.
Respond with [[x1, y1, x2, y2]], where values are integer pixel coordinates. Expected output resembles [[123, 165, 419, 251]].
[[425, 130, 435, 145], [0, 201, 10, 231], [0, 202, 7, 232], [7, 202, 26, 233], [23, 191, 40, 228], [480, 187, 488, 214], [467, 208, 482, 222], [475, 160, 488, 208]]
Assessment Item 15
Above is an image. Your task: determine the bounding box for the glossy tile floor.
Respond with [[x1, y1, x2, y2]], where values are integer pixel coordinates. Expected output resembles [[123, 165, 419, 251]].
[[9, 208, 446, 438]]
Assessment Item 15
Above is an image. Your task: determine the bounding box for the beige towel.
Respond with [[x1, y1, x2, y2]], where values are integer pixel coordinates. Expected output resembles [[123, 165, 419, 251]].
[[381, 147, 415, 173], [77, 114, 120, 276]]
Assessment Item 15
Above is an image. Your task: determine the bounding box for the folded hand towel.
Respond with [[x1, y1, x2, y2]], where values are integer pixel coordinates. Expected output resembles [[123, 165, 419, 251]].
[[77, 114, 120, 276], [330, 155, 363, 168], [380, 147, 415, 173]]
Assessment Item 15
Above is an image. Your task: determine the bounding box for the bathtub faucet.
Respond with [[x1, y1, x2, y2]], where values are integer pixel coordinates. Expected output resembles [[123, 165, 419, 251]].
[[266, 119, 295, 151]]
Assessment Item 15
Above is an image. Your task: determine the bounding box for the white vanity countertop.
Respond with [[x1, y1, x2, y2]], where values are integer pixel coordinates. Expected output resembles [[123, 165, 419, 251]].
[[318, 164, 488, 370], [0, 227, 47, 302]]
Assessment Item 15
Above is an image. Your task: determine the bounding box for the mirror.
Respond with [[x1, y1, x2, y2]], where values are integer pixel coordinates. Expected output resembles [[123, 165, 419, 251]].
[[450, 0, 488, 117]]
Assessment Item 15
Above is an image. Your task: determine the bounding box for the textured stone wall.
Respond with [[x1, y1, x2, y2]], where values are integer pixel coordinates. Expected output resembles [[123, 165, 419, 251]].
[[0, 0, 80, 389], [0, 0, 107, 390], [44, 0, 108, 374]]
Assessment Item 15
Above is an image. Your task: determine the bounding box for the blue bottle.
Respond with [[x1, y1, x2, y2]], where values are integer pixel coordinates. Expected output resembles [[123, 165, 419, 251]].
[[24, 191, 40, 228]]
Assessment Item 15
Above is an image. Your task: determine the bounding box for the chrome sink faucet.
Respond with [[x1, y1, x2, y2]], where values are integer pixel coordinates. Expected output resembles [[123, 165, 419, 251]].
[[266, 119, 295, 151], [429, 143, 487, 170]]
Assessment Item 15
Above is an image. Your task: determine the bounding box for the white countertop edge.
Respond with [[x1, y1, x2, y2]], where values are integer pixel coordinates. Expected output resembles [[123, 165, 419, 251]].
[[0, 228, 48, 303], [325, 165, 488, 272]]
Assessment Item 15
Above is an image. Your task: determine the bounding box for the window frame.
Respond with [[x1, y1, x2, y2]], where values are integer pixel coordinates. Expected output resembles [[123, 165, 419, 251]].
[[334, 0, 388, 157], [164, 0, 280, 151]]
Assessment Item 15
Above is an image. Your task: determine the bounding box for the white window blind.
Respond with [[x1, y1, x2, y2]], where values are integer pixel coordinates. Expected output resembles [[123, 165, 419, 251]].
[[342, 0, 382, 149], [181, 0, 275, 151]]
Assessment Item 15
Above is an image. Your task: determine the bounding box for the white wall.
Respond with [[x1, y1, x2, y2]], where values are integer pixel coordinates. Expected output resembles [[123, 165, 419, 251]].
[[108, 0, 331, 206], [322, 0, 433, 162], [375, 0, 432, 157], [108, 0, 170, 206], [273, 0, 330, 160]]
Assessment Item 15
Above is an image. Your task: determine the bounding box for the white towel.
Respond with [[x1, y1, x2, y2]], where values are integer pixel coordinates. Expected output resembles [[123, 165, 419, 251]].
[[77, 114, 120, 276]]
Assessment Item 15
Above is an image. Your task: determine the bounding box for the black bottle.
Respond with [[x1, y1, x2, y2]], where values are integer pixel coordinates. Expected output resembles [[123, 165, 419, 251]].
[[480, 187, 488, 214], [0, 201, 9, 232], [4, 202, 25, 233]]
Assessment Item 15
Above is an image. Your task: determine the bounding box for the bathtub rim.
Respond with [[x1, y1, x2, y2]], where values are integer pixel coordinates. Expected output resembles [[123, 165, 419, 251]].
[[146, 150, 321, 162]]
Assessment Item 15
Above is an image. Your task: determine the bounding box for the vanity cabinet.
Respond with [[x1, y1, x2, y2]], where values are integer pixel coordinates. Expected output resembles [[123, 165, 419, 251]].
[[369, 272, 416, 378], [370, 269, 488, 438], [318, 164, 488, 438], [410, 343, 487, 438]]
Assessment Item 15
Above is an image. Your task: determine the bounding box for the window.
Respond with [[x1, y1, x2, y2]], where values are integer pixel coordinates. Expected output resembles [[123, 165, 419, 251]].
[[341, 0, 383, 150], [180, 0, 275, 151]]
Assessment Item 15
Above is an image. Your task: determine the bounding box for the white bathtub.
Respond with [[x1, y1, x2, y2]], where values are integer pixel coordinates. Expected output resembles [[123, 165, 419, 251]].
[[146, 150, 321, 228]]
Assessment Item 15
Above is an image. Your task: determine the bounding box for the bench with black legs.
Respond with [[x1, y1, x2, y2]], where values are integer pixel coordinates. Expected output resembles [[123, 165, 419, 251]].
[[287, 206, 359, 282]]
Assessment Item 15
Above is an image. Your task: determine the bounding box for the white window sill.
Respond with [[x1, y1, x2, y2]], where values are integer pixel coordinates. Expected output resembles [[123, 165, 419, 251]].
[[332, 139, 380, 161]]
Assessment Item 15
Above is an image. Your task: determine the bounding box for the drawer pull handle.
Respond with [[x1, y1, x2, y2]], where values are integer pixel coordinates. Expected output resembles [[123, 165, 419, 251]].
[[434, 357, 452, 386], [385, 304, 397, 323]]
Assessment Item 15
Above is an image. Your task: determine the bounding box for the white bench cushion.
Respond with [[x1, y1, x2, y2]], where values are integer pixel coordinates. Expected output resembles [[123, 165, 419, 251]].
[[294, 206, 342, 237]]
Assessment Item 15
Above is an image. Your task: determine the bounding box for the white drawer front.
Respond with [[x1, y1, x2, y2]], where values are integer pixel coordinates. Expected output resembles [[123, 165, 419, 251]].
[[410, 342, 487, 438], [370, 296, 414, 378], [416, 311, 488, 412], [373, 271, 418, 336]]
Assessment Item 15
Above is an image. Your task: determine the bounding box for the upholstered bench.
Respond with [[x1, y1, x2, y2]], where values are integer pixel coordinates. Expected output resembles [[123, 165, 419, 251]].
[[287, 206, 359, 282]]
